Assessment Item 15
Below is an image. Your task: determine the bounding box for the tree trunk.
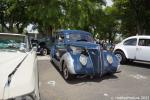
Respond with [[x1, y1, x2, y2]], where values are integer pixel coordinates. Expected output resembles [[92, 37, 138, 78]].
[[130, 0, 145, 35], [9, 20, 14, 32], [1, 25, 4, 32], [48, 25, 53, 37], [137, 23, 142, 35], [1, 22, 9, 32]]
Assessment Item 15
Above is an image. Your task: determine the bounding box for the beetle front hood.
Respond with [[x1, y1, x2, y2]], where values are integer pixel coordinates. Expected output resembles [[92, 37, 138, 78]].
[[67, 41, 99, 49], [0, 51, 35, 99]]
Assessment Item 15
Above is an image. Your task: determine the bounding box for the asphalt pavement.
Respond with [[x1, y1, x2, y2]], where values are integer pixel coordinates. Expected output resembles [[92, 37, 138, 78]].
[[37, 56, 150, 100]]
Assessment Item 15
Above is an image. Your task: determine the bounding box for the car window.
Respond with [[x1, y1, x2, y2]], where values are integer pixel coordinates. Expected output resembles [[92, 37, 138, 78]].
[[138, 39, 150, 46], [123, 38, 137, 46], [66, 33, 94, 42]]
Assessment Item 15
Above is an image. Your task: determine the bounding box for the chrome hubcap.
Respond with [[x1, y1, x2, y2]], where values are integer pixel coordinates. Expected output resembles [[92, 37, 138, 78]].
[[63, 66, 68, 79], [115, 54, 122, 62]]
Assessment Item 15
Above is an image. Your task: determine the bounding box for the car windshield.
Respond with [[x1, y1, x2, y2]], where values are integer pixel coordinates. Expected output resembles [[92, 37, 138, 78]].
[[66, 33, 94, 42], [0, 34, 26, 51]]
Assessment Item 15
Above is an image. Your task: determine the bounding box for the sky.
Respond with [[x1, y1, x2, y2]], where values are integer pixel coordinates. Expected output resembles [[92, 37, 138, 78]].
[[106, 0, 113, 6]]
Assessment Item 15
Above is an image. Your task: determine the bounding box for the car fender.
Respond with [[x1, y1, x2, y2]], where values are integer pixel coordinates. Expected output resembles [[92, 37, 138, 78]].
[[50, 46, 55, 58], [60, 52, 76, 74], [6, 51, 38, 99], [114, 45, 129, 59], [103, 51, 120, 73]]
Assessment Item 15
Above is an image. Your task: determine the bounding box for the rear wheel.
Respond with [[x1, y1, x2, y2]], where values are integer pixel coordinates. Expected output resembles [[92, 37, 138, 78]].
[[114, 50, 127, 64], [63, 62, 74, 80]]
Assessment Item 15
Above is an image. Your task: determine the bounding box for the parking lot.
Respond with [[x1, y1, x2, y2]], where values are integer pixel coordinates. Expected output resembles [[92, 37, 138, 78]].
[[38, 56, 150, 100]]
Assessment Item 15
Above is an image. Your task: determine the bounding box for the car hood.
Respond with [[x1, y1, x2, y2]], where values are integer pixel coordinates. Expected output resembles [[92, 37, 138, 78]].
[[0, 51, 35, 99], [66, 41, 99, 49]]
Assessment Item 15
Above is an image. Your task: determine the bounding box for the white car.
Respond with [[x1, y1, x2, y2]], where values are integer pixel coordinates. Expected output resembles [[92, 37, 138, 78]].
[[114, 35, 150, 64], [0, 33, 40, 100]]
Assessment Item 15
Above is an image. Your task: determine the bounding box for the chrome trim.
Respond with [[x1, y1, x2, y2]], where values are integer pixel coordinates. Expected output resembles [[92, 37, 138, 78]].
[[99, 47, 103, 77]]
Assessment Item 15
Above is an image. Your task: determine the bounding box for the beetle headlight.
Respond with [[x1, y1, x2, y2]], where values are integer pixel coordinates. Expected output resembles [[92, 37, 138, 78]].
[[79, 54, 88, 66], [107, 55, 113, 64]]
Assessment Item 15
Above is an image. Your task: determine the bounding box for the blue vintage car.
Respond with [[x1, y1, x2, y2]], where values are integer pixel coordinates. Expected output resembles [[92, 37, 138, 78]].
[[50, 30, 120, 80]]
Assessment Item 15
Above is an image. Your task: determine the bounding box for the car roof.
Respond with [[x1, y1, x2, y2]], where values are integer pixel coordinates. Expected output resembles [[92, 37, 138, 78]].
[[57, 30, 91, 35], [137, 35, 150, 38], [123, 35, 150, 41], [129, 35, 150, 38], [0, 33, 26, 36]]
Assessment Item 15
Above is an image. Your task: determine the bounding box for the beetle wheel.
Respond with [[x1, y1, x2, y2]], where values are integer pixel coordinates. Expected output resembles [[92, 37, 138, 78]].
[[114, 50, 127, 64]]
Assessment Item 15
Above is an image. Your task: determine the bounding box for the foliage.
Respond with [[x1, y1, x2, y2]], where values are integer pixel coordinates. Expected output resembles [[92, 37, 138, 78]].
[[0, 0, 30, 33], [27, 0, 105, 35], [113, 0, 150, 36], [97, 6, 120, 43], [1, 0, 149, 42]]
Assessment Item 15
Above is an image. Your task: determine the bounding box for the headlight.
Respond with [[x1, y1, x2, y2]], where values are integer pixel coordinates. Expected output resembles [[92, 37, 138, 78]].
[[107, 55, 113, 64], [79, 54, 88, 66], [70, 46, 82, 54]]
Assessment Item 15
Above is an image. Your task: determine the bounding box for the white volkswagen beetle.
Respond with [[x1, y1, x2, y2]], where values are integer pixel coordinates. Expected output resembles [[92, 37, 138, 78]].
[[0, 33, 40, 100], [114, 35, 150, 64]]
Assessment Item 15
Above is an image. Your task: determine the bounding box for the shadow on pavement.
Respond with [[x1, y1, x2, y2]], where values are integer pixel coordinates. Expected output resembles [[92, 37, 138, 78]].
[[50, 60, 119, 84], [66, 74, 118, 84], [126, 61, 150, 69]]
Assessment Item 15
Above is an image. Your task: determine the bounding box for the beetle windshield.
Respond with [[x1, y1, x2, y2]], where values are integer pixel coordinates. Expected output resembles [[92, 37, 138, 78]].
[[0, 34, 26, 51], [66, 33, 94, 42]]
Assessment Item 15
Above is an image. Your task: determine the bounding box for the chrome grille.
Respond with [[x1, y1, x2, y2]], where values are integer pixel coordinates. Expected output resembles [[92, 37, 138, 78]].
[[88, 49, 101, 74]]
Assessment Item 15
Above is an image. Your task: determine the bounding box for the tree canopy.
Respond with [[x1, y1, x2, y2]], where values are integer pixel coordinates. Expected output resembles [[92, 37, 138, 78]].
[[113, 0, 150, 36], [0, 0, 150, 42]]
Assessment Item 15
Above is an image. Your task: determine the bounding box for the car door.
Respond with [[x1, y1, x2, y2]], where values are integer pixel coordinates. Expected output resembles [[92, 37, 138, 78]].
[[136, 38, 150, 61], [55, 34, 66, 61], [123, 38, 137, 59]]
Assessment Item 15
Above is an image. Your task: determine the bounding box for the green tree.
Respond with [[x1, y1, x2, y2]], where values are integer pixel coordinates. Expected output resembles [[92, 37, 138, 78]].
[[0, 0, 31, 33], [113, 0, 150, 36], [27, 0, 105, 36], [96, 6, 120, 43]]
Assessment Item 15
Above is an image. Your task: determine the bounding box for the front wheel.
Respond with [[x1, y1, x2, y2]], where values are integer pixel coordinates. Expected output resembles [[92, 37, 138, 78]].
[[114, 50, 127, 64], [63, 62, 74, 80], [41, 48, 47, 56]]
